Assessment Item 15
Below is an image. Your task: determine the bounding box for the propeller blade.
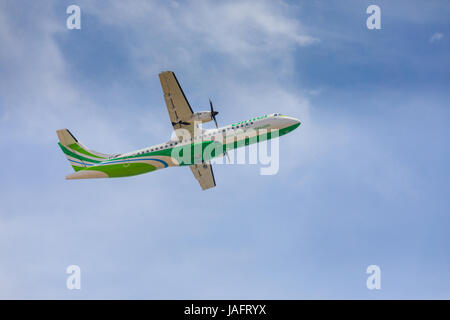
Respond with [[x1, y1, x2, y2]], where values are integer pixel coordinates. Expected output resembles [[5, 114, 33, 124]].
[[209, 98, 219, 129], [209, 98, 228, 162]]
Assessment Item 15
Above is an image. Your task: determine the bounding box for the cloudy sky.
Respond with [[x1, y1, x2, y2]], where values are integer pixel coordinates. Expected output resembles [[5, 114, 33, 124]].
[[0, 0, 449, 299]]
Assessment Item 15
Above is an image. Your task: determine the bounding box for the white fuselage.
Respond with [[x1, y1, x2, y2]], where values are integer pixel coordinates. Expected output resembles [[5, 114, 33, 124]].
[[120, 113, 300, 158]]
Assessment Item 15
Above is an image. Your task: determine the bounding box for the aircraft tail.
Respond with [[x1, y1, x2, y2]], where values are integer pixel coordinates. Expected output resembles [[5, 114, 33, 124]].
[[56, 129, 111, 172]]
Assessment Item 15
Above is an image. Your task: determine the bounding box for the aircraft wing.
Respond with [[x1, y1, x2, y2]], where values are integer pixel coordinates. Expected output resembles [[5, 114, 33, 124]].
[[159, 71, 195, 139], [189, 162, 216, 190]]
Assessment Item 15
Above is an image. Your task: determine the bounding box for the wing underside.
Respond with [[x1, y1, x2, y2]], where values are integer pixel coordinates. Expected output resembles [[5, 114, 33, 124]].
[[159, 71, 217, 190], [159, 71, 195, 138], [189, 162, 216, 190]]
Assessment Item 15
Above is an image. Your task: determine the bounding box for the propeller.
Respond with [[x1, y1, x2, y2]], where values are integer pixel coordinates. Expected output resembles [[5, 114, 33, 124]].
[[209, 99, 219, 129], [209, 98, 230, 163]]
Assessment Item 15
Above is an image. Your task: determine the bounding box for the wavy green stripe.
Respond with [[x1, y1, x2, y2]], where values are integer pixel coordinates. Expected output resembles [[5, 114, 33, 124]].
[[58, 143, 102, 164], [85, 163, 156, 177], [68, 143, 105, 159]]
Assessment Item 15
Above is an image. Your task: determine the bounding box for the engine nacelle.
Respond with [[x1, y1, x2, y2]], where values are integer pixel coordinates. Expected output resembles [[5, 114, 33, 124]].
[[189, 111, 213, 123]]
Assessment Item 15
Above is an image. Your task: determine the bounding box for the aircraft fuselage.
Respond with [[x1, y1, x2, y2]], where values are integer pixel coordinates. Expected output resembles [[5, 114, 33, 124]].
[[63, 113, 300, 179]]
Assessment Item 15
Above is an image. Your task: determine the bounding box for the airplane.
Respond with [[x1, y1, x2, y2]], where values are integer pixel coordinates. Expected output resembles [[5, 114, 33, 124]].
[[57, 71, 301, 190]]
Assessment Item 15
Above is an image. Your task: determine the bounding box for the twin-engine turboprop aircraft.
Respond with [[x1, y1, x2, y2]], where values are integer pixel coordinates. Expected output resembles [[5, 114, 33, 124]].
[[57, 71, 301, 190]]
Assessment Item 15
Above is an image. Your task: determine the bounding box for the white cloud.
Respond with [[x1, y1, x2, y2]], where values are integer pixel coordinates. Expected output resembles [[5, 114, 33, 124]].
[[82, 0, 317, 70], [430, 32, 444, 43], [0, 2, 135, 151], [76, 0, 319, 172], [0, 0, 318, 153]]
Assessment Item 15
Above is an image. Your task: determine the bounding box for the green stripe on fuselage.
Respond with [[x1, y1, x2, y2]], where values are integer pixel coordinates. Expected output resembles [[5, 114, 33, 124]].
[[105, 122, 300, 164], [84, 163, 156, 177], [71, 122, 301, 176]]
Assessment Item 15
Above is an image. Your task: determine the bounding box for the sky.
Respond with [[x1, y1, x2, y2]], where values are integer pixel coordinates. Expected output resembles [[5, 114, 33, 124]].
[[0, 0, 449, 299]]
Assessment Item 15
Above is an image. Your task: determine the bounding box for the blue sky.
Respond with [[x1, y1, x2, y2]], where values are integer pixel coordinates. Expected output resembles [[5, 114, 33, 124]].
[[0, 0, 449, 299]]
